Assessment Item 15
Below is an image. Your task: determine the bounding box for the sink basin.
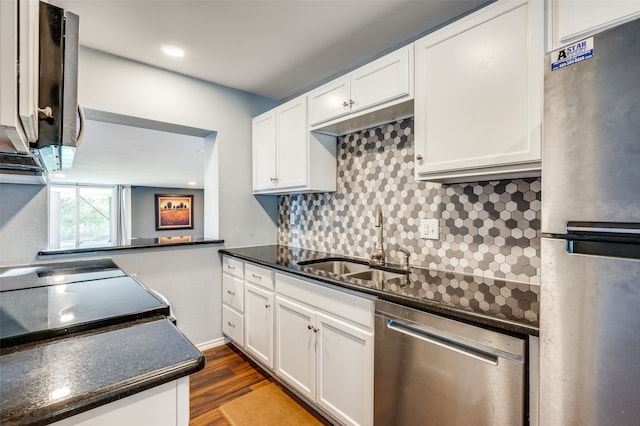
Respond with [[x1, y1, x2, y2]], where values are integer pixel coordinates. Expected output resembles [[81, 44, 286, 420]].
[[347, 269, 407, 282], [298, 259, 370, 275]]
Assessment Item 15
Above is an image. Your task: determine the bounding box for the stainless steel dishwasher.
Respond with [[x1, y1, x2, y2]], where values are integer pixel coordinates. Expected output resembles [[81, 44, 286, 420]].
[[374, 300, 526, 426]]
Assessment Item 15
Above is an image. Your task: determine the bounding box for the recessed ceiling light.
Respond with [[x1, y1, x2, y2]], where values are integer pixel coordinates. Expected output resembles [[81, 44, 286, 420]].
[[188, 181, 197, 186], [162, 45, 185, 57]]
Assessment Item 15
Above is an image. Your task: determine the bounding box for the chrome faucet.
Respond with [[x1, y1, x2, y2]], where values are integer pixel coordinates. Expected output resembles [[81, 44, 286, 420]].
[[370, 208, 385, 265]]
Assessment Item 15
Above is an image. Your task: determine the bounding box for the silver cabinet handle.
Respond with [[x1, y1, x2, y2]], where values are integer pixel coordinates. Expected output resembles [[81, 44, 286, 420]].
[[226, 289, 235, 295], [342, 101, 349, 107], [226, 264, 235, 270], [265, 304, 271, 308], [308, 324, 313, 330], [349, 99, 354, 106], [251, 273, 262, 280], [227, 321, 236, 327], [416, 154, 424, 161]]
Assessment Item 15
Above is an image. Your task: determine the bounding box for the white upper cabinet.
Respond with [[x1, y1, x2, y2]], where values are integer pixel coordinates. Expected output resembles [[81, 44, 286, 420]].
[[275, 99, 309, 190], [252, 95, 336, 195], [550, 0, 640, 49], [349, 46, 412, 115], [308, 45, 413, 134], [308, 77, 351, 126], [414, 0, 543, 183], [0, 0, 39, 152], [251, 111, 277, 192]]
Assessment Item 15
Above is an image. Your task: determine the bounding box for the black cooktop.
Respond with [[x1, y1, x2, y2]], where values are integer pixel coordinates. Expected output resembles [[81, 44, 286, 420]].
[[0, 260, 170, 348], [0, 259, 125, 292]]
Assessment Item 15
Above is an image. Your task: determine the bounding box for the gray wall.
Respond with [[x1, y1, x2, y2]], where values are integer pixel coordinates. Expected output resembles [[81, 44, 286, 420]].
[[131, 186, 205, 238], [0, 184, 48, 266], [0, 47, 278, 347]]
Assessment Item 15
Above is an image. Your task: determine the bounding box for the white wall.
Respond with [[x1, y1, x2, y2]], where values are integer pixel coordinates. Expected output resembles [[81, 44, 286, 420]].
[[0, 47, 278, 346]]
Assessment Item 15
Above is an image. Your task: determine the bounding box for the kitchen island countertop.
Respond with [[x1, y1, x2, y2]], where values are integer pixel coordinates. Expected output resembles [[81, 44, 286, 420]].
[[0, 317, 204, 425], [220, 245, 539, 336], [0, 260, 205, 425]]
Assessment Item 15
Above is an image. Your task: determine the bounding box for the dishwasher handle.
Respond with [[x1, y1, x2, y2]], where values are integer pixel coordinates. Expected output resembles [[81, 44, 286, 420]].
[[386, 318, 501, 366]]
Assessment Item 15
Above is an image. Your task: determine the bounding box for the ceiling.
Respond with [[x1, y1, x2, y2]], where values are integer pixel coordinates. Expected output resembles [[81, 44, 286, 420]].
[[46, 0, 491, 188], [52, 0, 490, 101]]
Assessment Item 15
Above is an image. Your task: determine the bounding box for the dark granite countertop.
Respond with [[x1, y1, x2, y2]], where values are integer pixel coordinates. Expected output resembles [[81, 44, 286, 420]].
[[0, 259, 205, 425], [38, 236, 224, 256], [0, 316, 205, 425], [219, 245, 539, 336]]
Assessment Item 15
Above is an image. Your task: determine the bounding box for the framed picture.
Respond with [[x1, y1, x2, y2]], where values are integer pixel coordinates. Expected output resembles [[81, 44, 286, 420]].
[[155, 194, 194, 230]]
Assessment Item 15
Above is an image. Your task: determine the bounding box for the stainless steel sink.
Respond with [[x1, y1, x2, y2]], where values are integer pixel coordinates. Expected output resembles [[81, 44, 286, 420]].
[[298, 259, 370, 275], [298, 258, 408, 283], [347, 269, 407, 282]]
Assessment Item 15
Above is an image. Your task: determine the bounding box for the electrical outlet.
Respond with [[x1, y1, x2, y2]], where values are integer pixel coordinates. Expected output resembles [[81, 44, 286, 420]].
[[419, 218, 439, 240]]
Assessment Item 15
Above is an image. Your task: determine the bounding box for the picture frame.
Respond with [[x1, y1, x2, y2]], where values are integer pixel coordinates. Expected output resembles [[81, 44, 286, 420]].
[[155, 194, 194, 230]]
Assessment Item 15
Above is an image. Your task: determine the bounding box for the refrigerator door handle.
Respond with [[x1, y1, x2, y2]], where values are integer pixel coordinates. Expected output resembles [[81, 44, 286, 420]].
[[567, 224, 640, 236]]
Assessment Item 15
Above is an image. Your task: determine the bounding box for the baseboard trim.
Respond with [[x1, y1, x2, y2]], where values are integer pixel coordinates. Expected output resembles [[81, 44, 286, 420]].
[[196, 337, 227, 351]]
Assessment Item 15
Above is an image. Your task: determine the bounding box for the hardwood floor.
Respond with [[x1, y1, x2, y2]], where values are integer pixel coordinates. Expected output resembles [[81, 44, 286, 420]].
[[189, 343, 330, 426]]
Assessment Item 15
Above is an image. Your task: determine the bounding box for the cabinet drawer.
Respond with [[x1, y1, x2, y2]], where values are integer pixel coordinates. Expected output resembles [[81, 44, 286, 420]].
[[222, 273, 244, 312], [223, 256, 244, 279], [275, 272, 374, 329], [222, 305, 244, 347], [245, 263, 274, 290]]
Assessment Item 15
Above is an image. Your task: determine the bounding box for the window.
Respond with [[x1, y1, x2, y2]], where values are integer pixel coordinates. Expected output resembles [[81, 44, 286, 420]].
[[49, 185, 118, 249]]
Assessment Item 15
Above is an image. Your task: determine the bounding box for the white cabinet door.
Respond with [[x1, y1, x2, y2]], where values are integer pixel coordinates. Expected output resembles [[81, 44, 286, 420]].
[[316, 312, 373, 426], [552, 0, 640, 48], [244, 283, 274, 368], [275, 295, 316, 401], [308, 76, 351, 126], [414, 0, 542, 182], [251, 111, 277, 191], [350, 45, 412, 115], [276, 97, 308, 190]]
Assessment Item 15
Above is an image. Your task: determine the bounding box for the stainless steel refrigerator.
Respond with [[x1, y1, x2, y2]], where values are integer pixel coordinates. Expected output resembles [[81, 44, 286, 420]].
[[540, 17, 640, 425]]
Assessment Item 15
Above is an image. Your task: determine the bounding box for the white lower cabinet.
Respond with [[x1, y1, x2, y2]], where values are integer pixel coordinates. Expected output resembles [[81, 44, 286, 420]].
[[275, 295, 316, 400], [51, 378, 189, 426], [222, 304, 244, 346], [275, 273, 374, 426], [220, 257, 374, 426], [221, 256, 245, 347], [244, 282, 274, 368], [315, 312, 373, 426]]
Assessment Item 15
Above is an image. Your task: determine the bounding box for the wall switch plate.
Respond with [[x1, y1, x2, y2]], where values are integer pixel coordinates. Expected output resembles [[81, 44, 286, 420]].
[[420, 218, 439, 240]]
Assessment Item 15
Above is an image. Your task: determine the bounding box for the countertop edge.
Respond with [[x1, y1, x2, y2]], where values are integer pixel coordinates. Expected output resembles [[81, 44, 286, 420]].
[[219, 248, 539, 337], [0, 317, 206, 425], [38, 238, 225, 256], [34, 357, 205, 425]]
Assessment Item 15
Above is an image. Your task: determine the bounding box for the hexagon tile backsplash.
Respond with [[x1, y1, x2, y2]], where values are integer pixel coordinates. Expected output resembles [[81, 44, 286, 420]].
[[277, 118, 541, 285]]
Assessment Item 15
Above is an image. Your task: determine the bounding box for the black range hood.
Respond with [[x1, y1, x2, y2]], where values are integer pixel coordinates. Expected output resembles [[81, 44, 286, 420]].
[[33, 1, 82, 173]]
